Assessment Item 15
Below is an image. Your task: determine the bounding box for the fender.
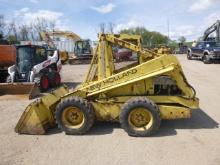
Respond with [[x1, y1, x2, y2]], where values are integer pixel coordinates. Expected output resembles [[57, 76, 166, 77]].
[[188, 48, 191, 53], [203, 49, 210, 55]]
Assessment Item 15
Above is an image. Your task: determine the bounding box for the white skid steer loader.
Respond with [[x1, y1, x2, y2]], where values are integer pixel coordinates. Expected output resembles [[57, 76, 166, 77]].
[[0, 45, 62, 99]]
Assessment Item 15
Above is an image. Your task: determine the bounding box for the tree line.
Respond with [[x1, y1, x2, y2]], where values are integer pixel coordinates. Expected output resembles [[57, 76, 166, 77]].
[[119, 27, 169, 47], [0, 15, 187, 48], [120, 27, 190, 49]]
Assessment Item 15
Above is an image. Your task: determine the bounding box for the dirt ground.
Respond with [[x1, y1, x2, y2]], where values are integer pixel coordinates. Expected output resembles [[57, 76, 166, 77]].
[[0, 55, 219, 165]]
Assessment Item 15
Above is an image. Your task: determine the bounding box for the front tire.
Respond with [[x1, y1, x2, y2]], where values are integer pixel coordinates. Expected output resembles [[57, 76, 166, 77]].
[[203, 54, 211, 64], [120, 97, 161, 137], [55, 96, 95, 135]]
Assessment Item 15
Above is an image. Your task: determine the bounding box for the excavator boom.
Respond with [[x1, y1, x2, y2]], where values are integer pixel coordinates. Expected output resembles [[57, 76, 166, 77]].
[[202, 20, 220, 42]]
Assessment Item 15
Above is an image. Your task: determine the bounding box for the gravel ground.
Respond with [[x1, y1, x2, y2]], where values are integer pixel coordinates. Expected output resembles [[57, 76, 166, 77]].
[[0, 55, 219, 165]]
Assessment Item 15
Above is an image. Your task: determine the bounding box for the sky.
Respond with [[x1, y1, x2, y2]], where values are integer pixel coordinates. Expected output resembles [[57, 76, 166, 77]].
[[0, 0, 220, 41]]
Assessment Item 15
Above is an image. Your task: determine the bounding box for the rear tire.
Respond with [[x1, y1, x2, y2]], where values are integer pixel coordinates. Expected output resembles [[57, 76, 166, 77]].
[[203, 54, 211, 64], [120, 97, 161, 137], [55, 96, 95, 135]]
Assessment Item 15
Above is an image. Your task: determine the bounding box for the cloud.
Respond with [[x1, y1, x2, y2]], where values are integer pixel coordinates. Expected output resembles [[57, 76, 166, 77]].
[[90, 3, 115, 14], [170, 12, 220, 40], [13, 8, 72, 31], [30, 0, 39, 4], [170, 25, 196, 39], [204, 12, 220, 25], [189, 0, 217, 13], [24, 10, 63, 23], [115, 21, 139, 32], [14, 9, 63, 23], [115, 16, 143, 32], [14, 7, 29, 16], [20, 7, 29, 12]]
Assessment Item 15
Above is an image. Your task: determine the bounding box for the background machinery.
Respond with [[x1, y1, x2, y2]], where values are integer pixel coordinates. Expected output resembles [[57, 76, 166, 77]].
[[187, 20, 220, 63], [152, 45, 174, 55], [41, 30, 93, 64], [71, 39, 93, 64], [113, 34, 141, 62], [15, 33, 199, 137], [40, 31, 70, 64], [0, 45, 62, 98], [0, 45, 16, 82], [202, 20, 220, 42], [177, 43, 188, 54]]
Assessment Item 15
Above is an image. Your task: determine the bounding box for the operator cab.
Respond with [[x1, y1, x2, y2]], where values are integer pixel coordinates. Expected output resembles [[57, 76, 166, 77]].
[[15, 45, 47, 82], [74, 40, 92, 58]]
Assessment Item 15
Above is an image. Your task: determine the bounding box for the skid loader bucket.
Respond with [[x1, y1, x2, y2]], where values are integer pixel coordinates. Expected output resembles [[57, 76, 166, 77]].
[[0, 83, 40, 99], [15, 86, 69, 135]]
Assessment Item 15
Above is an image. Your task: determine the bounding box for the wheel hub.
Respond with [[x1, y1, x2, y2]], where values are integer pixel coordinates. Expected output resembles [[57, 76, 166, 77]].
[[62, 107, 84, 129], [128, 108, 153, 130]]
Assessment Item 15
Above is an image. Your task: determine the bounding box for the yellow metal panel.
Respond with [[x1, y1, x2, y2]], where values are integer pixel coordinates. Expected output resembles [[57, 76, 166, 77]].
[[91, 102, 122, 121], [96, 96, 199, 109], [91, 101, 192, 121], [159, 105, 191, 119]]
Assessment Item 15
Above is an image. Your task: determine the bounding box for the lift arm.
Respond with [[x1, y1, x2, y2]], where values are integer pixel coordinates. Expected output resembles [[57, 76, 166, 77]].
[[101, 34, 158, 59], [83, 33, 161, 83], [80, 33, 195, 99]]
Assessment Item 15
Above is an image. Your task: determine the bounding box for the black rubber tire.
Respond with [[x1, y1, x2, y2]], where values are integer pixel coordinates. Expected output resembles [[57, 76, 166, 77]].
[[55, 96, 95, 135], [119, 97, 161, 137], [39, 74, 49, 92], [49, 71, 61, 87], [203, 54, 211, 64], [187, 51, 192, 60]]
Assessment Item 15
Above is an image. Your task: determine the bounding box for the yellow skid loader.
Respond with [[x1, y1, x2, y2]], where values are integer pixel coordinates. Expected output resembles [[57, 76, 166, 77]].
[[15, 33, 199, 136]]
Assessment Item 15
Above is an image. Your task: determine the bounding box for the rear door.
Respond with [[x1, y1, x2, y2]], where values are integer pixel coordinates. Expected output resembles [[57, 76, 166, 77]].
[[192, 42, 203, 56]]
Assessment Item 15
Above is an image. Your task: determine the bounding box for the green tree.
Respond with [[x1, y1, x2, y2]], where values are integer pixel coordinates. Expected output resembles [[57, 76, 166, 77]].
[[120, 27, 169, 47], [7, 35, 19, 44], [178, 36, 186, 43]]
